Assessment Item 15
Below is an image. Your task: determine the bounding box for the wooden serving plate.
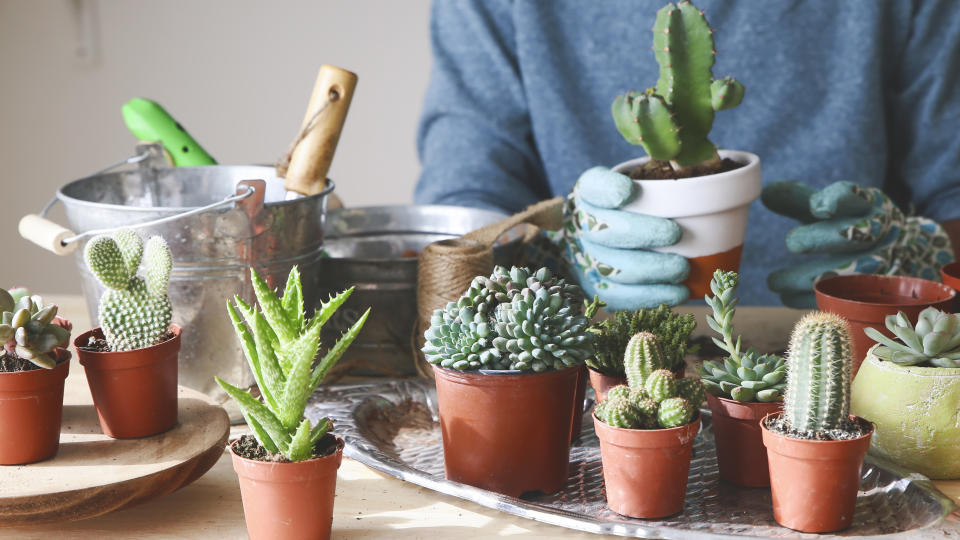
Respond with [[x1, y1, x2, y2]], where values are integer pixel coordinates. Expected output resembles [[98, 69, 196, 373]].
[[0, 360, 230, 526]]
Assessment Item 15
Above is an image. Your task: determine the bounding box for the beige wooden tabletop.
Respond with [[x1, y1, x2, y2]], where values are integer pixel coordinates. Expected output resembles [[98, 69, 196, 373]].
[[0, 296, 956, 539]]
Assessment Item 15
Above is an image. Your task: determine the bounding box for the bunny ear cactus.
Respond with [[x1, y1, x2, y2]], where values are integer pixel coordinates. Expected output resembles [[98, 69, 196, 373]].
[[84, 230, 173, 351], [612, 1, 744, 175], [865, 307, 960, 368], [0, 288, 70, 369], [216, 266, 370, 462]]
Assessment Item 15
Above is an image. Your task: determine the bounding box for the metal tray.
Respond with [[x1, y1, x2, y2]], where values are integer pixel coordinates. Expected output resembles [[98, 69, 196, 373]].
[[306, 379, 960, 538]]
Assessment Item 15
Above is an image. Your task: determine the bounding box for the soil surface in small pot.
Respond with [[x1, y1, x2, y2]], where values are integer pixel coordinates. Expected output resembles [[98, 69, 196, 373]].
[[0, 351, 68, 373], [78, 331, 176, 353], [232, 433, 340, 463], [627, 158, 743, 180], [764, 415, 869, 441]]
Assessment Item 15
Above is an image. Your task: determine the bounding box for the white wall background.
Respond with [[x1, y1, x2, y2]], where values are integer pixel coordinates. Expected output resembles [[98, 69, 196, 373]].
[[0, 0, 431, 293]]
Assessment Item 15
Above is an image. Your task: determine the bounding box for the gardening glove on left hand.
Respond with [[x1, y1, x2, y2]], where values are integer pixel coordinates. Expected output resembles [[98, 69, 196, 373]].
[[761, 180, 955, 309], [551, 167, 690, 310]]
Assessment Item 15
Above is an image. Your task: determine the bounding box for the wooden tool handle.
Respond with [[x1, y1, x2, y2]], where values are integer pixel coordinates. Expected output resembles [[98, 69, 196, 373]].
[[284, 65, 358, 196], [18, 214, 78, 255]]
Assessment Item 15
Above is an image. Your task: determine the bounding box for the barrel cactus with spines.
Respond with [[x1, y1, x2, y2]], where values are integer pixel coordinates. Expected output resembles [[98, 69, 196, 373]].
[[658, 397, 695, 428], [644, 369, 677, 403], [422, 265, 593, 372], [612, 1, 744, 175], [865, 307, 960, 368], [84, 230, 173, 351], [677, 376, 705, 408], [624, 331, 666, 388], [783, 312, 854, 435], [0, 288, 71, 369]]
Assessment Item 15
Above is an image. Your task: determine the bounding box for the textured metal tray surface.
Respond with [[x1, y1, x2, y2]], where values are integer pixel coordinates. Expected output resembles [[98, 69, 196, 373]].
[[306, 380, 960, 539]]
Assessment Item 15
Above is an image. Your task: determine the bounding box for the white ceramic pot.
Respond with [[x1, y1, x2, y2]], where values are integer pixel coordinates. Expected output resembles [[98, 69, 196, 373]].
[[612, 150, 762, 298]]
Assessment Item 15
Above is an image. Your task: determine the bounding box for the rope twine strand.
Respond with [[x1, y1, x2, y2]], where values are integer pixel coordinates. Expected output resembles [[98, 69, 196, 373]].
[[275, 89, 339, 179]]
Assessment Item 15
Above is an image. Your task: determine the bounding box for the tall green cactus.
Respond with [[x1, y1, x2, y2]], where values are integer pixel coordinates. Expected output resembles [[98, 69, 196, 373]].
[[612, 1, 744, 174], [784, 312, 853, 433], [623, 331, 666, 388], [84, 229, 173, 351]]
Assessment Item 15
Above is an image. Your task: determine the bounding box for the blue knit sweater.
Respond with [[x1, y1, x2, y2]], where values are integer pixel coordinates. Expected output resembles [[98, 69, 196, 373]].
[[414, 0, 960, 305]]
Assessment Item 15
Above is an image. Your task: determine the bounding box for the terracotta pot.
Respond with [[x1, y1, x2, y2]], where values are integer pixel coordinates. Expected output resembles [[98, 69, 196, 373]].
[[0, 350, 70, 464], [814, 274, 955, 376], [433, 364, 579, 497], [613, 150, 762, 298], [74, 325, 180, 438], [705, 393, 781, 487], [761, 412, 873, 533], [593, 413, 700, 518], [571, 364, 587, 442], [851, 345, 960, 479], [940, 261, 960, 310], [587, 368, 627, 403], [231, 436, 344, 540]]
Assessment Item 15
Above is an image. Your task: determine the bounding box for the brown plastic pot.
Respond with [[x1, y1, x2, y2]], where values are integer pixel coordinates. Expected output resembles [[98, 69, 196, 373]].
[[433, 364, 579, 497], [0, 349, 71, 464], [593, 413, 700, 518], [74, 325, 180, 438], [814, 274, 954, 376], [587, 368, 627, 403], [940, 262, 960, 310], [705, 393, 781, 487], [571, 364, 587, 442], [231, 436, 344, 540], [761, 412, 873, 533]]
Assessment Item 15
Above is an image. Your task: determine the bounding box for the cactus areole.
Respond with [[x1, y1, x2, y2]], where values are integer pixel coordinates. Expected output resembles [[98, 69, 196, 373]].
[[612, 1, 745, 177]]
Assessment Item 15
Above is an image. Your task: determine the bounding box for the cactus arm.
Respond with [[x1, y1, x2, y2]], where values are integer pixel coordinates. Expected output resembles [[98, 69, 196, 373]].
[[144, 237, 172, 297], [785, 312, 851, 432], [711, 77, 745, 110], [612, 92, 681, 161], [85, 236, 131, 290], [113, 229, 144, 277], [310, 309, 370, 388]]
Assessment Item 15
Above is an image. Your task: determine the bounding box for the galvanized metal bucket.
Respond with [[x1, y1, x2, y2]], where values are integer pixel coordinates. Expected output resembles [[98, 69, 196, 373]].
[[32, 145, 334, 419]]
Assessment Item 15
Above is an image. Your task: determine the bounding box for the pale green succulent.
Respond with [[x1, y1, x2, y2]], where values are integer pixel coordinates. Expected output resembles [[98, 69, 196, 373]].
[[866, 307, 960, 368], [0, 288, 70, 369]]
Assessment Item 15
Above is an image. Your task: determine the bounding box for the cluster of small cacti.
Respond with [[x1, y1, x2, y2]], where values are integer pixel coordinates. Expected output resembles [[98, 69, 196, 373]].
[[0, 288, 70, 369], [783, 312, 854, 435], [865, 308, 960, 368], [216, 267, 369, 462], [587, 304, 697, 376], [612, 1, 744, 174], [698, 270, 786, 402], [422, 266, 593, 372], [595, 332, 704, 429], [84, 229, 173, 351]]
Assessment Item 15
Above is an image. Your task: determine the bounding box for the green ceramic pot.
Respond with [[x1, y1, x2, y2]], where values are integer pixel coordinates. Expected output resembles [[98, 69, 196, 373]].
[[851, 344, 960, 479]]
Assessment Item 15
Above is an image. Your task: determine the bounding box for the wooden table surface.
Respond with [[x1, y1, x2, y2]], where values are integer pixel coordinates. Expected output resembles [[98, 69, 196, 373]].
[[1, 296, 956, 539]]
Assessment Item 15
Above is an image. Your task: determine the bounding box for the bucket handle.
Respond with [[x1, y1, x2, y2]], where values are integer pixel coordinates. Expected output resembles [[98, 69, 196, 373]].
[[19, 182, 256, 256]]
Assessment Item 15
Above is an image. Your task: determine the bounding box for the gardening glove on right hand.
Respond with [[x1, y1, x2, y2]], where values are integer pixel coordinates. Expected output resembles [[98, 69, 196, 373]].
[[762, 180, 955, 309], [553, 167, 690, 310]]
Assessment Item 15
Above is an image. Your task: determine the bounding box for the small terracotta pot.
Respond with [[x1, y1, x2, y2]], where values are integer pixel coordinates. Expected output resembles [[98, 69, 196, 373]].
[[231, 436, 344, 540], [761, 412, 873, 533], [705, 393, 781, 487], [814, 274, 954, 376], [0, 350, 70, 464], [571, 364, 587, 442], [587, 368, 627, 403], [74, 325, 180, 438], [594, 413, 699, 518], [433, 364, 579, 497], [940, 261, 960, 310]]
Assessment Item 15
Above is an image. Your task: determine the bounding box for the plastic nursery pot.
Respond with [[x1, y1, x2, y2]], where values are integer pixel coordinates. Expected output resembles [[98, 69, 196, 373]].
[[814, 274, 955, 377], [612, 150, 762, 299], [940, 261, 960, 310], [74, 325, 180, 438], [851, 345, 960, 479], [705, 393, 781, 487], [593, 413, 700, 519], [230, 436, 344, 540], [432, 364, 580, 497], [571, 364, 588, 442], [760, 412, 873, 533], [587, 368, 627, 404], [0, 349, 71, 465]]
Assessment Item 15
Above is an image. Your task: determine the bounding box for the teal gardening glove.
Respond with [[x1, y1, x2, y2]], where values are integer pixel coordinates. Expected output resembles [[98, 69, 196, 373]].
[[762, 180, 955, 308], [552, 167, 690, 310]]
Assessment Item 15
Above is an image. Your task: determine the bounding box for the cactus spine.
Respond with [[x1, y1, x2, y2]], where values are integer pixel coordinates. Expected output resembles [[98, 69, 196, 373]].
[[612, 1, 744, 174], [784, 312, 853, 433], [85, 230, 173, 351]]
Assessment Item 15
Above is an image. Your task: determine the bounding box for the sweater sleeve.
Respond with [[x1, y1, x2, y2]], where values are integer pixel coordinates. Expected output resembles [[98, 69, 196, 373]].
[[414, 0, 551, 213], [888, 0, 960, 222]]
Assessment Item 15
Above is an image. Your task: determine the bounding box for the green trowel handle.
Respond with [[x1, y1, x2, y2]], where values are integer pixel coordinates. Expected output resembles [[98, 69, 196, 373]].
[[122, 97, 217, 166]]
